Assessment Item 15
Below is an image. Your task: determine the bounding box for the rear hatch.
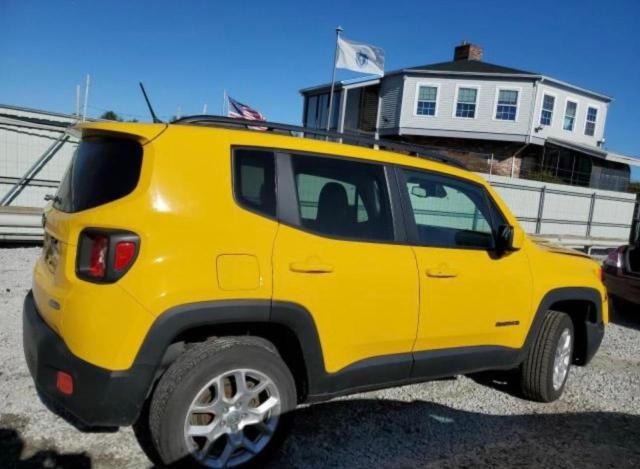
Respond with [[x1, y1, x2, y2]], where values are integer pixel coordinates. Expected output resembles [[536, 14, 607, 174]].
[[35, 123, 166, 331]]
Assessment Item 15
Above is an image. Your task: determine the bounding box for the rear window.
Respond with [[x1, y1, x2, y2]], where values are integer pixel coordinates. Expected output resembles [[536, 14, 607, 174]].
[[233, 149, 276, 218], [54, 137, 143, 213]]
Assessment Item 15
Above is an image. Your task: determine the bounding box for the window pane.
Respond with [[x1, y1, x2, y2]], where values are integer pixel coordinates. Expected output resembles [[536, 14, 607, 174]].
[[543, 95, 555, 111], [291, 154, 393, 241], [401, 169, 497, 249], [564, 102, 577, 131], [417, 101, 436, 116], [306, 96, 318, 127], [458, 88, 477, 104], [496, 105, 516, 120], [540, 109, 552, 126], [585, 107, 597, 136], [456, 102, 476, 118], [498, 90, 518, 105], [418, 86, 437, 101], [585, 122, 595, 136], [234, 149, 276, 217], [563, 116, 575, 131]]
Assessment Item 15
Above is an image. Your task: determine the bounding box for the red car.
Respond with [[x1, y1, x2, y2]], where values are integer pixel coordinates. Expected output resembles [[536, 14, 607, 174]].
[[603, 244, 640, 309]]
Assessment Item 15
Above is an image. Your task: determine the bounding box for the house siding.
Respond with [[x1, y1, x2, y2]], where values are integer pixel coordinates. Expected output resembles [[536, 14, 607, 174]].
[[379, 75, 403, 130], [531, 82, 608, 147], [399, 75, 535, 140]]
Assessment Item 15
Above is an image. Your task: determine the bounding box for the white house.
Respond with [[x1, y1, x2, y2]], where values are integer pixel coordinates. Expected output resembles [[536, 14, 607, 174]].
[[301, 43, 639, 192]]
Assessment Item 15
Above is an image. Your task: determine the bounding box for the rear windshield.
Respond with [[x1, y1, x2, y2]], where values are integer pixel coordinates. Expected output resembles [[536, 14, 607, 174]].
[[54, 136, 143, 213]]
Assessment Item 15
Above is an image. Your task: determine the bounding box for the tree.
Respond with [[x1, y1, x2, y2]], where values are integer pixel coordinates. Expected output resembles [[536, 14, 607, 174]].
[[100, 111, 122, 121]]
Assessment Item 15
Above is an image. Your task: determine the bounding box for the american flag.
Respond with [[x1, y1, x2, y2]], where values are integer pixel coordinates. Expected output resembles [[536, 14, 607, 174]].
[[227, 95, 266, 122]]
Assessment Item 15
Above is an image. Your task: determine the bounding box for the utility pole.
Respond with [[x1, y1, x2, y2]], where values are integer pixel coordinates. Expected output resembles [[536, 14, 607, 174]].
[[75, 84, 80, 118], [82, 74, 90, 121], [202, 103, 208, 114], [222, 90, 227, 116]]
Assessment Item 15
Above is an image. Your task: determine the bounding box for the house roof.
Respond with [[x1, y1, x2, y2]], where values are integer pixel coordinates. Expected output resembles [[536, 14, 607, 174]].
[[300, 58, 611, 101], [299, 76, 380, 94], [605, 151, 640, 168], [404, 59, 538, 76], [546, 137, 607, 158]]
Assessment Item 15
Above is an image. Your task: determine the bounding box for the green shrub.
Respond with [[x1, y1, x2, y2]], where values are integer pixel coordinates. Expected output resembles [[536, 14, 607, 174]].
[[523, 170, 564, 184]]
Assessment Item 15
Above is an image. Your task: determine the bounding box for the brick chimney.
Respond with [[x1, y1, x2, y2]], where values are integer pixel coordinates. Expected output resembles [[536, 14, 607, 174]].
[[454, 42, 483, 61]]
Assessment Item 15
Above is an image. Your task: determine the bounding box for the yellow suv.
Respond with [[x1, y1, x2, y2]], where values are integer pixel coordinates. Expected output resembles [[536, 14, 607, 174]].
[[23, 116, 607, 467]]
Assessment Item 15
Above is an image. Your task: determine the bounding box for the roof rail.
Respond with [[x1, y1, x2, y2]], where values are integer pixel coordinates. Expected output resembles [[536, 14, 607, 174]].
[[173, 114, 466, 169]]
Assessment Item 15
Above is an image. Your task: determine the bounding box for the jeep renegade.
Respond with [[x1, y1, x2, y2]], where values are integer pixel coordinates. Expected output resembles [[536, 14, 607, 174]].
[[23, 117, 607, 467]]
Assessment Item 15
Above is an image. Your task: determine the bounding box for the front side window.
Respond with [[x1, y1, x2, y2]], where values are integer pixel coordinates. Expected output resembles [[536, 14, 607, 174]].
[[563, 100, 578, 131], [401, 169, 504, 249], [585, 106, 598, 136], [540, 94, 555, 126], [416, 85, 438, 116], [495, 89, 518, 121], [233, 149, 276, 217], [291, 154, 393, 241], [455, 87, 478, 118]]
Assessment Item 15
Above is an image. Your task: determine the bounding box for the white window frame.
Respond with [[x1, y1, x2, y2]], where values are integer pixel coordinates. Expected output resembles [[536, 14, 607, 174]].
[[492, 86, 522, 122], [563, 98, 579, 132], [584, 104, 599, 137], [539, 92, 557, 127], [453, 84, 481, 119], [413, 82, 440, 118]]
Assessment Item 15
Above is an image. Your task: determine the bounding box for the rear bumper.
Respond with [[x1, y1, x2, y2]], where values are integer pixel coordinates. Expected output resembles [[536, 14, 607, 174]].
[[22, 291, 154, 429]]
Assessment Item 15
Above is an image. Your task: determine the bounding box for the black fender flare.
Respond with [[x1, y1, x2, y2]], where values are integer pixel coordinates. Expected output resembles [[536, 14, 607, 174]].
[[521, 287, 604, 365], [131, 299, 327, 397]]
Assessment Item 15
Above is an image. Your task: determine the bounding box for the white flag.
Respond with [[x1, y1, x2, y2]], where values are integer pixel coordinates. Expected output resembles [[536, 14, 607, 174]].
[[336, 36, 385, 76]]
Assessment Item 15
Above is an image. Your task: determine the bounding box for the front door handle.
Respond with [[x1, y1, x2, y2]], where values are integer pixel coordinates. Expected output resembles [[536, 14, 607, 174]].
[[426, 266, 458, 278], [289, 258, 334, 274]]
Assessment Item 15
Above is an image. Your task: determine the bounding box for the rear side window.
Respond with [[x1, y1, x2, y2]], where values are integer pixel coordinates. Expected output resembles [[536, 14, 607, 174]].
[[233, 149, 276, 218], [54, 137, 142, 213], [290, 153, 393, 241]]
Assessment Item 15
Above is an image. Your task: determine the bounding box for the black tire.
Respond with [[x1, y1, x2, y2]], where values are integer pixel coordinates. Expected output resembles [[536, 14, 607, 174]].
[[146, 336, 296, 468], [520, 310, 574, 402]]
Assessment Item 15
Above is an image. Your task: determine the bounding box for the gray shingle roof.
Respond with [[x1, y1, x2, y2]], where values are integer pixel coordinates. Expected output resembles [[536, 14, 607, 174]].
[[405, 59, 538, 76]]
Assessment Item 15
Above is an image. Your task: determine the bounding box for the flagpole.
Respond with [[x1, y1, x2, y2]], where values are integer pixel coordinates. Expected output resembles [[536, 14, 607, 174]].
[[223, 89, 227, 116], [326, 25, 343, 132]]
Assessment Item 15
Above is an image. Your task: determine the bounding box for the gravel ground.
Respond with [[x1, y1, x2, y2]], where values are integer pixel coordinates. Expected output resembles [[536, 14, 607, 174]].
[[1, 247, 639, 468]]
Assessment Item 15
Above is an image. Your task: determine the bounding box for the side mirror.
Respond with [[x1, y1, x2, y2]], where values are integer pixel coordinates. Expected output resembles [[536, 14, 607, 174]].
[[410, 186, 427, 198], [511, 225, 525, 250], [496, 224, 524, 254]]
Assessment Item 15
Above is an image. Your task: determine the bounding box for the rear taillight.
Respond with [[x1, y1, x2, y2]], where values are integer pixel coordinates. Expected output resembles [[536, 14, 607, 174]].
[[77, 229, 140, 283], [88, 235, 108, 278], [114, 241, 136, 271], [604, 246, 624, 269]]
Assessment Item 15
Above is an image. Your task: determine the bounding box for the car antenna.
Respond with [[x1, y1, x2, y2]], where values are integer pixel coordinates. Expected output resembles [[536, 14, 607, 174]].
[[139, 82, 163, 123]]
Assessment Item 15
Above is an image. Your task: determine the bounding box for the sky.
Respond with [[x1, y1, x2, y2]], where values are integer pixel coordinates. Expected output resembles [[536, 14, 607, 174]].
[[2, 0, 640, 177]]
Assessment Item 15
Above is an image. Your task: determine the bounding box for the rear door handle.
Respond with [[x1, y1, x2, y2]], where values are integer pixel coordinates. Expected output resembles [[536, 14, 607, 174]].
[[426, 266, 458, 278], [289, 259, 334, 274]]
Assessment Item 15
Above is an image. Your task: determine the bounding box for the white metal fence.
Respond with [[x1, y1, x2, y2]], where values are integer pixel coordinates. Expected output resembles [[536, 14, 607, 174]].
[[0, 108, 637, 247], [481, 173, 637, 247]]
